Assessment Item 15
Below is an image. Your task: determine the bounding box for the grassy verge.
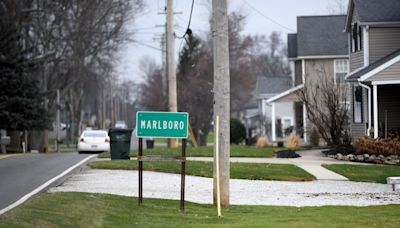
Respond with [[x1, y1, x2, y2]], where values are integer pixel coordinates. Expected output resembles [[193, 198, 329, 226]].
[[1, 192, 400, 227], [322, 164, 400, 183], [88, 160, 315, 181], [99, 145, 283, 158]]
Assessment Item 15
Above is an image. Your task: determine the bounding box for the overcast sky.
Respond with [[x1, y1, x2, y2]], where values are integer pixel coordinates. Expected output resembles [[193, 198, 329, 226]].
[[116, 0, 348, 83]]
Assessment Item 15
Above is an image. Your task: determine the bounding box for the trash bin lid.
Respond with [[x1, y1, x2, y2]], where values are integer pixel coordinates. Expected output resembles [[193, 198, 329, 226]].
[[108, 128, 133, 141]]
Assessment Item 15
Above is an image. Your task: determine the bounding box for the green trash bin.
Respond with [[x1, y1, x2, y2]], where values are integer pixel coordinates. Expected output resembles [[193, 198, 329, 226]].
[[108, 128, 133, 160]]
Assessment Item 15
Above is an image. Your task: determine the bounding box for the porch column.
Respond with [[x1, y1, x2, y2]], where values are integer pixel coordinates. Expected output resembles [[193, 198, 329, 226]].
[[292, 102, 297, 135], [373, 85, 378, 139], [261, 100, 266, 135], [303, 103, 307, 143], [271, 102, 276, 142]]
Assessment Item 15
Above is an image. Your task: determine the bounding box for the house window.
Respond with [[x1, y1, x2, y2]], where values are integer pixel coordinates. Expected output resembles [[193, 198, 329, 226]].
[[335, 60, 349, 84], [353, 86, 363, 123], [351, 23, 363, 53]]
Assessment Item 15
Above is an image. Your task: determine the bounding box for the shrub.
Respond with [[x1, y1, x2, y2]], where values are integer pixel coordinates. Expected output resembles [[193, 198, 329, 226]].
[[256, 136, 269, 147], [310, 128, 319, 147], [286, 135, 300, 148], [230, 118, 246, 144], [353, 136, 400, 156]]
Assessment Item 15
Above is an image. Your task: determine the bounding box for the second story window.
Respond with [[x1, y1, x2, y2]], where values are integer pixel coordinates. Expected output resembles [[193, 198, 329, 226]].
[[351, 23, 363, 53], [335, 59, 349, 84]]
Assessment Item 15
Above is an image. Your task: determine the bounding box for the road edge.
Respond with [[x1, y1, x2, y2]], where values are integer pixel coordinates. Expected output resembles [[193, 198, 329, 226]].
[[0, 154, 97, 216]]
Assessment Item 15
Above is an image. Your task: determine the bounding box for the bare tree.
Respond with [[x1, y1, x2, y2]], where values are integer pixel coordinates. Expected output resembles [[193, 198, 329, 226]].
[[139, 57, 167, 112], [253, 32, 291, 77], [327, 0, 349, 15], [1, 0, 144, 151], [297, 64, 349, 146], [228, 13, 257, 114]]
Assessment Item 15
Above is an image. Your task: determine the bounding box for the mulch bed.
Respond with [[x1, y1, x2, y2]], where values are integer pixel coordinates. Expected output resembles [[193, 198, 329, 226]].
[[275, 150, 301, 158]]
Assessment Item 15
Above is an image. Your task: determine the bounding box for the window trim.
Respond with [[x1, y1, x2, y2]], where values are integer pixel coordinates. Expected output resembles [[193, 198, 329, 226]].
[[334, 59, 349, 84]]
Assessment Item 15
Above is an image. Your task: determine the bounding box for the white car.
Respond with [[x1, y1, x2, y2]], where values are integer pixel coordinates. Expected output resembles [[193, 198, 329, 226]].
[[77, 130, 110, 153]]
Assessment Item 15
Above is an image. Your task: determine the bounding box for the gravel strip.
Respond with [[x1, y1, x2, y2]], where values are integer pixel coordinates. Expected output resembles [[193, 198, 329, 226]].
[[49, 169, 400, 207]]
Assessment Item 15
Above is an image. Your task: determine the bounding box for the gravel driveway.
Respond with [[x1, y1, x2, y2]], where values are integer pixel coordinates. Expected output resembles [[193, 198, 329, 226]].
[[50, 169, 400, 207]]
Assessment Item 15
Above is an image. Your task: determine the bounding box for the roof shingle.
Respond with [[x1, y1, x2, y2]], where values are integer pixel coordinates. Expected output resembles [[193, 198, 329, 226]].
[[354, 0, 400, 23], [296, 15, 348, 57], [256, 76, 292, 95]]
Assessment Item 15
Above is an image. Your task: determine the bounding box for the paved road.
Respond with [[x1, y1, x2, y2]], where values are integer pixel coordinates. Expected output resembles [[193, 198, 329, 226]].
[[0, 153, 94, 212]]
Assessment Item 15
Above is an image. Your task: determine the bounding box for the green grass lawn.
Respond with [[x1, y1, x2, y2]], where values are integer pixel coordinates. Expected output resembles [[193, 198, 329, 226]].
[[1, 192, 399, 227], [322, 164, 400, 184], [88, 160, 315, 181], [99, 145, 283, 158], [207, 133, 214, 143]]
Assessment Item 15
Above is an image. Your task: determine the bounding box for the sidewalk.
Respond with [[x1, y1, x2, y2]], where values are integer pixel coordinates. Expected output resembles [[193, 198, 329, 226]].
[[188, 149, 364, 181]]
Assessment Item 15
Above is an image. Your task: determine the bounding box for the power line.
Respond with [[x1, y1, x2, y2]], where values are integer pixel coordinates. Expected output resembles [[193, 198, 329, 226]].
[[243, 0, 295, 32], [175, 0, 195, 39], [134, 26, 163, 31], [126, 38, 164, 52]]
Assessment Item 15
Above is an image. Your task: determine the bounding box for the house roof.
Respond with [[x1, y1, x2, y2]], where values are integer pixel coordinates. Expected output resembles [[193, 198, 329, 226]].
[[345, 0, 400, 31], [346, 48, 400, 82], [295, 15, 348, 57], [256, 76, 292, 96], [267, 84, 304, 103]]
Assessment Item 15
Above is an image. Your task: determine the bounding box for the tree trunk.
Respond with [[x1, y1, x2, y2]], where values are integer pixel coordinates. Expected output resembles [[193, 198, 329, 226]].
[[198, 132, 208, 147], [29, 130, 44, 152], [8, 130, 21, 152]]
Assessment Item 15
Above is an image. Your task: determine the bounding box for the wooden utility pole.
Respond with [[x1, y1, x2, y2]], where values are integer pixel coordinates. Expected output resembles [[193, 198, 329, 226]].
[[212, 0, 230, 207], [166, 0, 178, 148]]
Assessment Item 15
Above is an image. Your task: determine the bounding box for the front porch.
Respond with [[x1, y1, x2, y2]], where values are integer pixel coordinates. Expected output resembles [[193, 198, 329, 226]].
[[373, 83, 400, 138], [346, 49, 400, 139], [267, 85, 308, 143]]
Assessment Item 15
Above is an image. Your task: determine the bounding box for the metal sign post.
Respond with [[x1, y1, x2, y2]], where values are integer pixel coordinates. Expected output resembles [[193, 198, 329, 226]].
[[138, 138, 143, 205], [136, 111, 189, 211], [180, 139, 186, 211]]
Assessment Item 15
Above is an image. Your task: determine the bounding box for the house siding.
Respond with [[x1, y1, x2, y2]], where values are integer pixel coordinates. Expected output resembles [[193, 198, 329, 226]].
[[350, 51, 364, 72], [369, 28, 400, 64], [349, 7, 364, 72], [351, 123, 366, 137], [352, 7, 359, 23], [368, 60, 400, 81], [378, 85, 400, 130], [304, 59, 334, 83]]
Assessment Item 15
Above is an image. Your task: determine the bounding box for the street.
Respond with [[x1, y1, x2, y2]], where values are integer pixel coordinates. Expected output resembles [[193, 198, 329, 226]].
[[0, 153, 94, 213]]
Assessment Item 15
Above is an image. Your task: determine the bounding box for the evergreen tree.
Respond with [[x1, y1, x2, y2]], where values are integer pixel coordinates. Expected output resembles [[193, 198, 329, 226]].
[[0, 2, 47, 132], [177, 34, 213, 146]]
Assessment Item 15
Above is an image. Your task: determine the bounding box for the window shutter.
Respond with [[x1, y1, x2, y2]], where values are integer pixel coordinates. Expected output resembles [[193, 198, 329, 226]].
[[352, 23, 358, 51]]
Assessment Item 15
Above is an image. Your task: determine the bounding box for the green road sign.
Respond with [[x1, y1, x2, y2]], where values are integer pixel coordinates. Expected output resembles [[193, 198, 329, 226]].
[[136, 111, 189, 138]]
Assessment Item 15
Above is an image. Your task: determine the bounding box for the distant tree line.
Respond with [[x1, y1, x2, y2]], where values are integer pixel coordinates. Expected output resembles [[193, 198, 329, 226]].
[[0, 0, 143, 152], [139, 12, 290, 146]]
